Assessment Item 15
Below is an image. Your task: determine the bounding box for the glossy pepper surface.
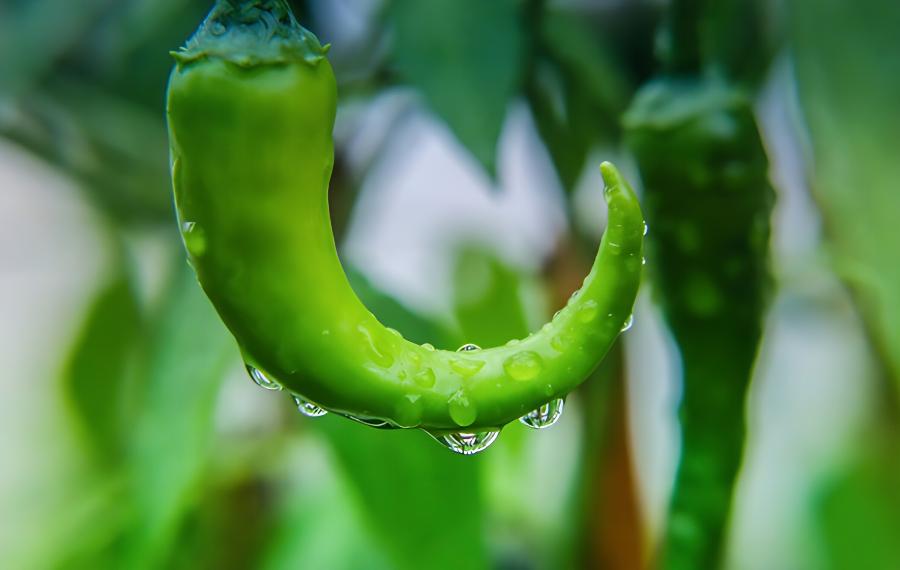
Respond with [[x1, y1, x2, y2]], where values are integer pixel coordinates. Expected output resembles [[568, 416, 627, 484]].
[[167, 0, 645, 431]]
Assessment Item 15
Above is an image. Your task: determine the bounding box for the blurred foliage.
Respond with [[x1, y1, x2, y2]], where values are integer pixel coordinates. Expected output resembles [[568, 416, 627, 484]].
[[2, 0, 899, 569], [790, 0, 900, 391], [389, 0, 525, 178], [790, 0, 900, 568]]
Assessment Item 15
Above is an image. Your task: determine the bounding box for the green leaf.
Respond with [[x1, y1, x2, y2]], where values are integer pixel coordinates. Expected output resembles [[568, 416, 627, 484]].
[[4, 77, 173, 225], [789, 0, 900, 386], [61, 262, 142, 460], [346, 265, 457, 348], [814, 443, 900, 570], [321, 419, 490, 570], [528, 11, 631, 193], [451, 245, 532, 347], [122, 260, 237, 568], [0, 0, 107, 95], [260, 438, 394, 570], [389, 0, 526, 177]]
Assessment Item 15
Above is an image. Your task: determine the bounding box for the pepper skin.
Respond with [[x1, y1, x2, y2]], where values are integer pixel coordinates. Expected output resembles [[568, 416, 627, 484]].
[[167, 0, 645, 431]]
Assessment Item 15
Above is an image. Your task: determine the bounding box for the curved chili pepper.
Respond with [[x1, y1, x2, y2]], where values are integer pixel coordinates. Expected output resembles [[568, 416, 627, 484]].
[[625, 77, 773, 569], [166, 0, 644, 438]]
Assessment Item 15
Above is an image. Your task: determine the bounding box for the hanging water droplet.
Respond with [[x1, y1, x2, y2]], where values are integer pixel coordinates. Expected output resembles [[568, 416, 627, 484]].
[[503, 351, 544, 381], [181, 221, 207, 257], [457, 343, 481, 352], [358, 324, 394, 368], [642, 256, 647, 266], [429, 430, 500, 455], [620, 314, 634, 332], [291, 394, 327, 418], [642, 221, 649, 236], [520, 398, 564, 429], [245, 364, 282, 391]]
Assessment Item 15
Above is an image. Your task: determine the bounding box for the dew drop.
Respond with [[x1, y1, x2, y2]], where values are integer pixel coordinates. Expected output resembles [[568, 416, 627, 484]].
[[505, 338, 521, 347], [394, 394, 424, 427], [245, 364, 282, 391], [643, 221, 649, 236], [209, 20, 226, 35], [642, 256, 647, 266], [550, 332, 574, 352], [358, 324, 394, 368], [421, 343, 436, 351], [620, 314, 634, 332], [448, 390, 477, 426], [520, 398, 564, 429], [386, 327, 403, 338], [450, 357, 485, 377], [457, 343, 481, 352], [503, 351, 544, 382], [429, 430, 500, 456], [291, 394, 327, 418], [414, 367, 436, 388], [181, 221, 207, 257], [576, 299, 599, 323]]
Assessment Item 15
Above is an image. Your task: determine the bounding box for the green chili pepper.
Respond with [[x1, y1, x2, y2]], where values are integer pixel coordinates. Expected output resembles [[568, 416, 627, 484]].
[[166, 0, 644, 441], [624, 77, 773, 569]]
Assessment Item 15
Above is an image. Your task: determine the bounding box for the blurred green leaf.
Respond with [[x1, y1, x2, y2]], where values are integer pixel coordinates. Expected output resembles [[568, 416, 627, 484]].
[[261, 439, 393, 570], [452, 245, 532, 348], [3, 77, 173, 224], [321, 420, 490, 570], [527, 11, 631, 193], [540, 10, 631, 119], [62, 260, 142, 460], [0, 0, 108, 96], [346, 264, 457, 348], [814, 441, 900, 570], [389, 0, 525, 177], [123, 259, 236, 568], [790, 0, 900, 386]]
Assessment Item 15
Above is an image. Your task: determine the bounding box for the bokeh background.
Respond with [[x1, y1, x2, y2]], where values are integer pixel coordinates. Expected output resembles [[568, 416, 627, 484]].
[[2, 0, 899, 569]]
